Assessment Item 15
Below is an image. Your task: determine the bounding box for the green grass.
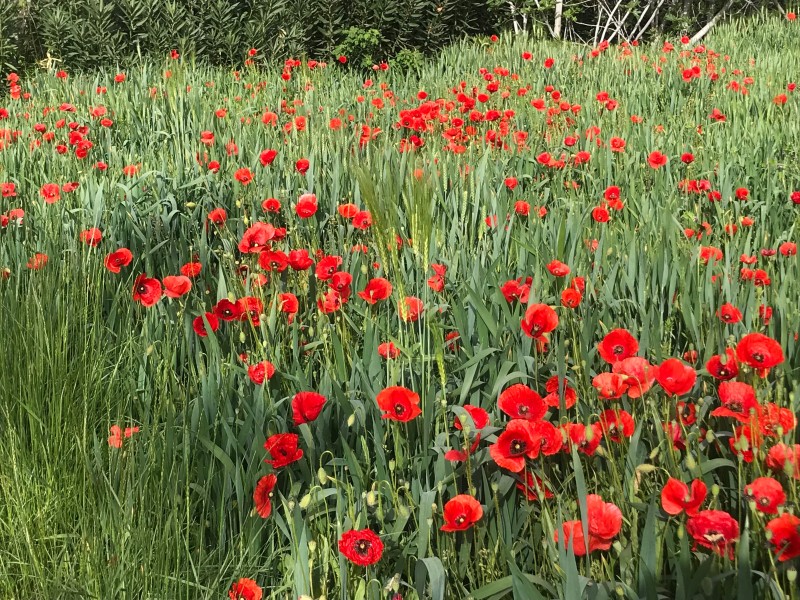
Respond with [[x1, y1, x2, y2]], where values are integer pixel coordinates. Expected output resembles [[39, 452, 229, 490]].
[[1, 11, 799, 599]]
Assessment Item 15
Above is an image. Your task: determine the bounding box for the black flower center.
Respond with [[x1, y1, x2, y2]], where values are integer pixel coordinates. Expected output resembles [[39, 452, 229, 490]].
[[511, 439, 526, 454], [355, 540, 371, 555]]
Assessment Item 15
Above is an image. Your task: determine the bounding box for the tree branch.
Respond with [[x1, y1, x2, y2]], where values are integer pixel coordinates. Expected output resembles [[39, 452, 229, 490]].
[[689, 0, 736, 45]]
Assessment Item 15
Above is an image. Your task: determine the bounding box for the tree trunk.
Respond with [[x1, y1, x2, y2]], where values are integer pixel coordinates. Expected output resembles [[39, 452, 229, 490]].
[[554, 0, 564, 39], [689, 0, 735, 45]]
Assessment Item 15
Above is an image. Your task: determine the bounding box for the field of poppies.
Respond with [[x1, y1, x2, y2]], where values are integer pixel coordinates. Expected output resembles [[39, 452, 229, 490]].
[[1, 10, 800, 600]]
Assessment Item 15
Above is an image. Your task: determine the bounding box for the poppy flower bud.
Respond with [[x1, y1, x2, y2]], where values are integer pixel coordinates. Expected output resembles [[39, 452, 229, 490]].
[[705, 430, 715, 443], [308, 540, 317, 554], [788, 568, 797, 583], [186, 202, 196, 208], [239, 331, 246, 343], [299, 494, 311, 509], [347, 413, 356, 427], [388, 459, 395, 471], [361, 264, 368, 275], [367, 491, 377, 506], [287, 500, 295, 510], [318, 467, 328, 484], [711, 484, 720, 497], [685, 454, 696, 469]]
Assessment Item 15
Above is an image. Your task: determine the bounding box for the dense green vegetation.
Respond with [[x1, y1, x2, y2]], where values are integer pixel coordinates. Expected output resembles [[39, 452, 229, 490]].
[[1, 10, 799, 600]]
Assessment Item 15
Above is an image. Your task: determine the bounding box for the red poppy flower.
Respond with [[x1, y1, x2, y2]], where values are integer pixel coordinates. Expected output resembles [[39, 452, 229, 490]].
[[315, 255, 343, 280], [163, 275, 192, 298], [399, 296, 424, 322], [700, 246, 723, 264], [292, 392, 327, 425], [281, 249, 310, 271], [489, 419, 536, 472], [516, 471, 554, 501], [592, 372, 629, 400], [352, 210, 372, 229], [543, 376, 577, 408], [228, 578, 262, 600], [612, 357, 655, 398], [377, 341, 399, 360], [263, 433, 303, 468], [234, 167, 253, 185], [655, 358, 696, 396], [40, 183, 61, 203], [520, 304, 558, 340], [598, 408, 634, 442], [560, 288, 582, 308], [546, 260, 570, 277], [79, 228, 102, 247], [211, 299, 241, 321], [0, 182, 16, 197], [295, 193, 318, 218], [192, 312, 219, 337], [259, 250, 289, 272], [441, 494, 483, 532], [555, 495, 622, 555], [180, 262, 202, 277], [514, 201, 530, 215], [26, 253, 49, 270], [660, 478, 707, 516], [529, 420, 563, 456], [454, 404, 490, 431], [295, 158, 310, 174], [556, 520, 589, 555], [647, 151, 667, 169], [248, 361, 276, 385], [317, 289, 342, 313], [565, 422, 603, 455], [686, 510, 739, 559], [358, 278, 393, 304], [766, 443, 800, 479], [736, 333, 784, 371], [744, 477, 785, 514], [338, 529, 383, 566], [108, 425, 123, 448], [500, 278, 531, 303], [597, 329, 639, 363], [706, 348, 739, 380], [760, 403, 797, 438], [711, 380, 760, 422], [253, 474, 277, 518], [586, 494, 623, 551], [376, 386, 421, 422], [104, 248, 133, 273], [717, 303, 742, 323], [207, 208, 227, 226], [238, 222, 276, 253], [259, 148, 278, 166], [132, 275, 162, 307], [278, 293, 299, 323], [498, 384, 546, 421], [338, 203, 359, 218], [766, 513, 800, 562]]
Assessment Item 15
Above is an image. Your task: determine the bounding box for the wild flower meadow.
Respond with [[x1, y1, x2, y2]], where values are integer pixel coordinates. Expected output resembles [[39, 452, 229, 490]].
[[1, 12, 799, 600]]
